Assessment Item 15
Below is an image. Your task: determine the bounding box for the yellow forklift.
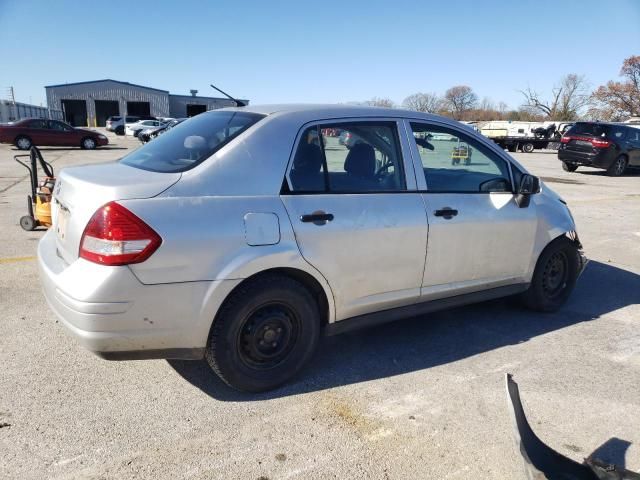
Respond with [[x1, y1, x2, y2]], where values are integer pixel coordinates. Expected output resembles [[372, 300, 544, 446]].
[[14, 146, 55, 231]]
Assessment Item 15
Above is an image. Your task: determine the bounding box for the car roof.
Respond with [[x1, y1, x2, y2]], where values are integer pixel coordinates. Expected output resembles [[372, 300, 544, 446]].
[[215, 103, 451, 124]]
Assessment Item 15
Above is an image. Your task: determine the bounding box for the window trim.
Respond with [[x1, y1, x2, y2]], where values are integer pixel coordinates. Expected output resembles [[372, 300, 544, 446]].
[[283, 118, 416, 195], [404, 119, 516, 194]]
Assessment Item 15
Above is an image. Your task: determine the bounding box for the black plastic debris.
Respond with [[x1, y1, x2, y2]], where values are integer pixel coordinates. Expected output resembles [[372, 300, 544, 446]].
[[505, 374, 640, 480]]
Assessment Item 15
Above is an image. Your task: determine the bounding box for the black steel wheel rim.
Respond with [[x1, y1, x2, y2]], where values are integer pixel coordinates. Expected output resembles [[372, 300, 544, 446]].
[[237, 303, 300, 370], [542, 251, 569, 298]]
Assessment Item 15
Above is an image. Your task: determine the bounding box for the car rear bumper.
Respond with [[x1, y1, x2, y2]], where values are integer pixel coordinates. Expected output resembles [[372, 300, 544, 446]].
[[558, 149, 613, 169], [37, 230, 240, 360]]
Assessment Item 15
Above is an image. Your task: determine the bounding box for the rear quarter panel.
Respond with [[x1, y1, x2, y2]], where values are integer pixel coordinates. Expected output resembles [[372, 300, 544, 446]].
[[121, 195, 336, 321]]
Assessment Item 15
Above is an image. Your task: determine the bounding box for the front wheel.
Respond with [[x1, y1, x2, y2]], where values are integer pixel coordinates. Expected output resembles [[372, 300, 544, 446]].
[[205, 274, 320, 392], [521, 236, 580, 312], [562, 162, 578, 172], [81, 137, 97, 150]]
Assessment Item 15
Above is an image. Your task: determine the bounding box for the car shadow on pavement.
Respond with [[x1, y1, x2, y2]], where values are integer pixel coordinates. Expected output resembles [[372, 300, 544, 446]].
[[169, 260, 639, 401], [577, 169, 640, 177], [588, 437, 632, 468]]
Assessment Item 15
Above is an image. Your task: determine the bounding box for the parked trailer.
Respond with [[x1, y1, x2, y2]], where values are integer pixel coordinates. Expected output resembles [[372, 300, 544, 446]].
[[481, 121, 573, 153]]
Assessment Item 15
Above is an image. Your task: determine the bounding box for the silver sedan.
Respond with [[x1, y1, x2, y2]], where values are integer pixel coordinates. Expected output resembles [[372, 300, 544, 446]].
[[38, 105, 587, 392]]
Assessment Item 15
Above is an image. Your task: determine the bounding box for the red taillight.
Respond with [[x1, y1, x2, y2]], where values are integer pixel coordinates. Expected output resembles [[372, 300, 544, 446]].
[[79, 202, 161, 266], [561, 134, 611, 148]]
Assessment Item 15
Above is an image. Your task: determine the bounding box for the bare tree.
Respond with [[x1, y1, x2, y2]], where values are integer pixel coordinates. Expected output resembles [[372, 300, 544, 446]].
[[589, 55, 640, 120], [520, 74, 590, 120], [366, 97, 395, 108], [402, 92, 443, 113], [479, 97, 495, 112], [443, 86, 478, 119]]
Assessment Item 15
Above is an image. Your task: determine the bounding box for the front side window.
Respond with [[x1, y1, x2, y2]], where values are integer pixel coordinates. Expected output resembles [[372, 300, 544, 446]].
[[121, 111, 264, 173], [49, 121, 72, 131], [410, 122, 512, 193], [288, 121, 406, 193]]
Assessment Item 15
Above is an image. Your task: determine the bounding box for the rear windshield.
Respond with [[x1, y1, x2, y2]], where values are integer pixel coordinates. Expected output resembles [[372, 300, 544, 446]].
[[570, 123, 610, 137], [120, 111, 265, 173]]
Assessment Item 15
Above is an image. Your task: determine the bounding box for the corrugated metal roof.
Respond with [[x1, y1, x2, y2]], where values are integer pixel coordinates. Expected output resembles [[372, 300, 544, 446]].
[[44, 79, 169, 93]]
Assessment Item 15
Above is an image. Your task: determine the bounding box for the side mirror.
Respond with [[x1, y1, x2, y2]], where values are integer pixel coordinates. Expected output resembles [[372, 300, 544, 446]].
[[516, 174, 541, 208], [518, 174, 541, 195]]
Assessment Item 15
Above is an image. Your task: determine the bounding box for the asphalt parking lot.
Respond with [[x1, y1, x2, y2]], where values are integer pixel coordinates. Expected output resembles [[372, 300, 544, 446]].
[[1, 134, 639, 479]]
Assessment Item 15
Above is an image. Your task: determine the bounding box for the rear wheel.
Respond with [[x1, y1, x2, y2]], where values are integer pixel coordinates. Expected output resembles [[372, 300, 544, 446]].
[[81, 137, 97, 150], [15, 136, 32, 150], [521, 236, 580, 312], [606, 155, 627, 177], [205, 274, 320, 392], [562, 162, 578, 172], [522, 142, 535, 153]]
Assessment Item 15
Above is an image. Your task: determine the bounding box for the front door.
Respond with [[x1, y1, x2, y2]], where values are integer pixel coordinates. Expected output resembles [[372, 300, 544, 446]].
[[281, 120, 428, 321], [47, 120, 76, 146], [406, 121, 538, 300]]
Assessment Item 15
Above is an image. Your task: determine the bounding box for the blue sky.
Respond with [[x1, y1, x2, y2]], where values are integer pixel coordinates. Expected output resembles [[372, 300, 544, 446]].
[[1, 0, 638, 109]]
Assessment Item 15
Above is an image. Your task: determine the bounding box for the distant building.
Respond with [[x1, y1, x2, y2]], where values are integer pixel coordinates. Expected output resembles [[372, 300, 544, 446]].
[[45, 79, 249, 126]]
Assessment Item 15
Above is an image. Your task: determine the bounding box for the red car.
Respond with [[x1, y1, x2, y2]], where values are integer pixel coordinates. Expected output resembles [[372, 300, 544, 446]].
[[0, 118, 108, 150]]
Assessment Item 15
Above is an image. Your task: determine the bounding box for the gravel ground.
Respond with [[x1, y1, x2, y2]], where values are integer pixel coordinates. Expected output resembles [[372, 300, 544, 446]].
[[0, 134, 638, 479]]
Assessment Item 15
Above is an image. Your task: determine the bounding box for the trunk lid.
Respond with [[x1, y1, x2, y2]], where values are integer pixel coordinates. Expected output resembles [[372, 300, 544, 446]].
[[52, 161, 180, 265]]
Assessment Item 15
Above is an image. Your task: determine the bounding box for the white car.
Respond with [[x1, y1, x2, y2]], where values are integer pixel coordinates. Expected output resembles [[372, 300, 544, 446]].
[[125, 119, 164, 137]]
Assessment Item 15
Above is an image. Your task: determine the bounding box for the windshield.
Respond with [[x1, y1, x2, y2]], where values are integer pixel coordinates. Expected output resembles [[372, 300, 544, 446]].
[[120, 111, 264, 173]]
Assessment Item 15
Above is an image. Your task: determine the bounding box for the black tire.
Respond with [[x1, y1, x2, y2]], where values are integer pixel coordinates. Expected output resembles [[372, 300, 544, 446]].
[[606, 155, 627, 177], [562, 162, 578, 172], [205, 274, 321, 392], [20, 215, 37, 231], [81, 137, 97, 150], [15, 135, 32, 150], [115, 125, 125, 135], [507, 145, 517, 153], [522, 142, 535, 153], [521, 236, 580, 312]]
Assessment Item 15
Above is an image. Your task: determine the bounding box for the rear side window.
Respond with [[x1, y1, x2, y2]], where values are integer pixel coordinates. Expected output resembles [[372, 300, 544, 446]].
[[287, 121, 406, 193], [609, 126, 627, 140], [28, 119, 48, 129], [120, 111, 264, 173], [108, 116, 121, 121]]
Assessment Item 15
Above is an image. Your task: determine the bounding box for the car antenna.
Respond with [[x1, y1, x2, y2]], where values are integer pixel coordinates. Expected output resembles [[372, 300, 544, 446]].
[[210, 84, 246, 107]]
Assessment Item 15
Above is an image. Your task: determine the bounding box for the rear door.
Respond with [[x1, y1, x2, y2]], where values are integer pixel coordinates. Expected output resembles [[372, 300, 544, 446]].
[[405, 120, 538, 300], [26, 119, 50, 145], [281, 119, 428, 321]]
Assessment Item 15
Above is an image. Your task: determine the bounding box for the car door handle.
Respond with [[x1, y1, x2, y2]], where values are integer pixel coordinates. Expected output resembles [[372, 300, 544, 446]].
[[300, 212, 334, 223], [434, 208, 458, 219]]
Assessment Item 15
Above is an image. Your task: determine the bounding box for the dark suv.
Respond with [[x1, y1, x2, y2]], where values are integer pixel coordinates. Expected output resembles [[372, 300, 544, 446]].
[[558, 122, 640, 176]]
